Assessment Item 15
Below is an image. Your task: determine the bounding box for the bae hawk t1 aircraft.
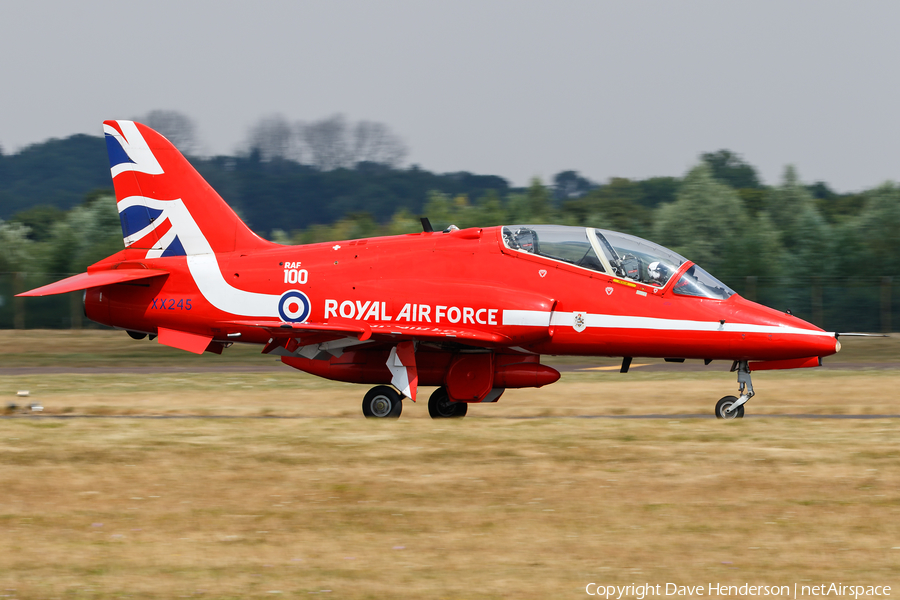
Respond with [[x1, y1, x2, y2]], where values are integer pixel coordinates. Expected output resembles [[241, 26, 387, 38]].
[[18, 121, 842, 419]]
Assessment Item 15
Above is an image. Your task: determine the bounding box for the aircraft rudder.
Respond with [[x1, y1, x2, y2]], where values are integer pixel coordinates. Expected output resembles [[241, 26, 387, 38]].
[[102, 119, 273, 257]]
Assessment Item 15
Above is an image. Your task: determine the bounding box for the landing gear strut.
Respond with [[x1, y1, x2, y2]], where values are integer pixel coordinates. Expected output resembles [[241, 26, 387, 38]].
[[428, 387, 467, 419], [715, 360, 754, 420], [362, 385, 402, 419]]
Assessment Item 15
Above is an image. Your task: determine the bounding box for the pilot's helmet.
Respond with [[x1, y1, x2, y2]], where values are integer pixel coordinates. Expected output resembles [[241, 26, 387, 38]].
[[648, 261, 668, 282]]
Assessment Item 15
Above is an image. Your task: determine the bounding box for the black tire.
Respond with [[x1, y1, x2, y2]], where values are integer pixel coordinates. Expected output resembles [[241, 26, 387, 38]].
[[428, 387, 468, 419], [362, 386, 402, 419], [715, 395, 745, 419], [127, 330, 147, 340]]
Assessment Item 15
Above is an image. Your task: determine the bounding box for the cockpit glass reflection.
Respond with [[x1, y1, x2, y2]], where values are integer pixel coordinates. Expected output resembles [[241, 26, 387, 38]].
[[592, 229, 686, 287], [502, 226, 606, 273], [501, 225, 735, 300], [672, 264, 735, 299]]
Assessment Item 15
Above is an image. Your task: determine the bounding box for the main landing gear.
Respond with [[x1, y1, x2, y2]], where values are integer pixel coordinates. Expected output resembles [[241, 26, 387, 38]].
[[362, 385, 402, 419], [715, 360, 754, 420], [360, 385, 469, 419], [427, 387, 468, 419]]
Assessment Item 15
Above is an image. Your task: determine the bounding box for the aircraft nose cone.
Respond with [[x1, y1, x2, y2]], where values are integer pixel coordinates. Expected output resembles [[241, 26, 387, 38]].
[[727, 295, 841, 360], [809, 333, 841, 358], [782, 328, 840, 359]]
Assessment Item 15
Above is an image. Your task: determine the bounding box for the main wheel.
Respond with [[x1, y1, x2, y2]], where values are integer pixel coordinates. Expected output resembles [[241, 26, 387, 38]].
[[428, 387, 468, 419], [362, 386, 402, 419], [715, 395, 745, 419]]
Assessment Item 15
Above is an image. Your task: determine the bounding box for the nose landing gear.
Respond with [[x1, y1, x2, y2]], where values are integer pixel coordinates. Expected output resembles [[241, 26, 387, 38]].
[[715, 395, 744, 419], [715, 360, 754, 419]]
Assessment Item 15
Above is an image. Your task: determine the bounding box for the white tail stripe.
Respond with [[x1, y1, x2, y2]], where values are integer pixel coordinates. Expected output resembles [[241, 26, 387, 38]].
[[117, 196, 280, 318], [104, 121, 164, 177], [117, 196, 208, 256], [187, 254, 280, 318], [144, 227, 179, 259]]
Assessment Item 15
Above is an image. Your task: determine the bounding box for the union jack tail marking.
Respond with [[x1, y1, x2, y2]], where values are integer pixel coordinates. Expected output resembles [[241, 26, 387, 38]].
[[102, 119, 275, 257]]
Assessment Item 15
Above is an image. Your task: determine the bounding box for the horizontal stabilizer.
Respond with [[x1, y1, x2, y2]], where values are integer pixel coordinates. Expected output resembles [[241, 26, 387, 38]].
[[15, 269, 168, 297]]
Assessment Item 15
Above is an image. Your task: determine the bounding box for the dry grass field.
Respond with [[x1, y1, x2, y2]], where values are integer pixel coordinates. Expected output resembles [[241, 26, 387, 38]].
[[0, 331, 899, 598]]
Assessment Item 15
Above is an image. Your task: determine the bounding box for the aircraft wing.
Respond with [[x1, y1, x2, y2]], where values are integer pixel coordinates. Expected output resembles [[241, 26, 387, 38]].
[[225, 320, 372, 340], [225, 320, 509, 346], [16, 269, 169, 297], [366, 323, 509, 345]]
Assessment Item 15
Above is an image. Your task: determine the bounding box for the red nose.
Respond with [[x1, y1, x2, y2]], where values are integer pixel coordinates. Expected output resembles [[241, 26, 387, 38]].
[[724, 295, 840, 361]]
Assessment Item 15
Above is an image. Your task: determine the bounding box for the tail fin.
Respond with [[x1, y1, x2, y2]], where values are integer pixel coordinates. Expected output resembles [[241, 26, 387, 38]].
[[103, 120, 274, 257]]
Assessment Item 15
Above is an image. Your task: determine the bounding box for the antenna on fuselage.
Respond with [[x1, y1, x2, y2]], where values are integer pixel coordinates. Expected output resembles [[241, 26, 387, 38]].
[[420, 217, 434, 232]]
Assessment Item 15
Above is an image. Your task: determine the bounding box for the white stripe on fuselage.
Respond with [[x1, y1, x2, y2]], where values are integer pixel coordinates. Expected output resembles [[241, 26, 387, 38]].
[[119, 196, 280, 318], [503, 309, 833, 337], [186, 254, 279, 318]]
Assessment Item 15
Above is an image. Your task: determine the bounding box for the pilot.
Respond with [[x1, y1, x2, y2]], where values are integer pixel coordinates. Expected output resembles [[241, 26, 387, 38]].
[[648, 261, 670, 285]]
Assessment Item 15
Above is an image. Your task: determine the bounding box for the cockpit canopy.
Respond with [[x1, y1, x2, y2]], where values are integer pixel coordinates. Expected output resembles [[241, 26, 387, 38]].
[[501, 225, 734, 300]]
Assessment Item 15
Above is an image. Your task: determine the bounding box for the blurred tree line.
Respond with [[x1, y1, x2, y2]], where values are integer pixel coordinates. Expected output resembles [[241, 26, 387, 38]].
[[1, 112, 898, 332], [0, 111, 507, 231]]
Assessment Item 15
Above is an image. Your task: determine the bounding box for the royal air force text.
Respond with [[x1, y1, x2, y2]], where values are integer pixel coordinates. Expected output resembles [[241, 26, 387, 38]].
[[324, 300, 498, 325]]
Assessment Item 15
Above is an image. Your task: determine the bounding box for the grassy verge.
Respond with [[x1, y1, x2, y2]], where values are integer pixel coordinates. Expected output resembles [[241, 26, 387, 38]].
[[1, 330, 899, 598], [0, 418, 898, 598]]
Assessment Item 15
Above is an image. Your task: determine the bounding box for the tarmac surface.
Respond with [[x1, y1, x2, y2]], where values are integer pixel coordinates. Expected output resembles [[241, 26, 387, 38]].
[[2, 413, 899, 420]]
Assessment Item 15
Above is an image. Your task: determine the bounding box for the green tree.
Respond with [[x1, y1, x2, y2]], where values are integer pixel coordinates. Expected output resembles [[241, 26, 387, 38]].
[[736, 188, 768, 217], [701, 149, 762, 189], [653, 164, 751, 283], [449, 194, 477, 229], [552, 171, 596, 201], [563, 178, 650, 235], [765, 166, 815, 232], [808, 182, 866, 223], [504, 180, 556, 225], [386, 208, 423, 236], [636, 177, 680, 209], [0, 220, 35, 272], [45, 194, 122, 274], [470, 190, 507, 227], [8, 205, 65, 242], [422, 191, 454, 230], [765, 166, 832, 276], [524, 178, 552, 222], [854, 183, 900, 276], [269, 229, 292, 245]]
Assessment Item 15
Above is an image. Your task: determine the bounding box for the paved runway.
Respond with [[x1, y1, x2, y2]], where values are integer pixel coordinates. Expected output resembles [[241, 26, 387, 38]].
[[2, 413, 899, 420], [3, 361, 897, 420]]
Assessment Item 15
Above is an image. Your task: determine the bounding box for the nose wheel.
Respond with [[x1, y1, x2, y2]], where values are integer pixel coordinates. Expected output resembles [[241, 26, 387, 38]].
[[715, 360, 754, 419], [715, 396, 744, 419], [362, 385, 402, 419]]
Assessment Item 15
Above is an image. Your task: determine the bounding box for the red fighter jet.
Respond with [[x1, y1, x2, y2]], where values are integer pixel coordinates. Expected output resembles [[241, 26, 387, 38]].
[[19, 121, 841, 420]]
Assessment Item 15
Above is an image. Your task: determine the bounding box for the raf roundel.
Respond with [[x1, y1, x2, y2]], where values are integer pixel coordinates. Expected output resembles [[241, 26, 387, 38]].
[[278, 290, 311, 323]]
